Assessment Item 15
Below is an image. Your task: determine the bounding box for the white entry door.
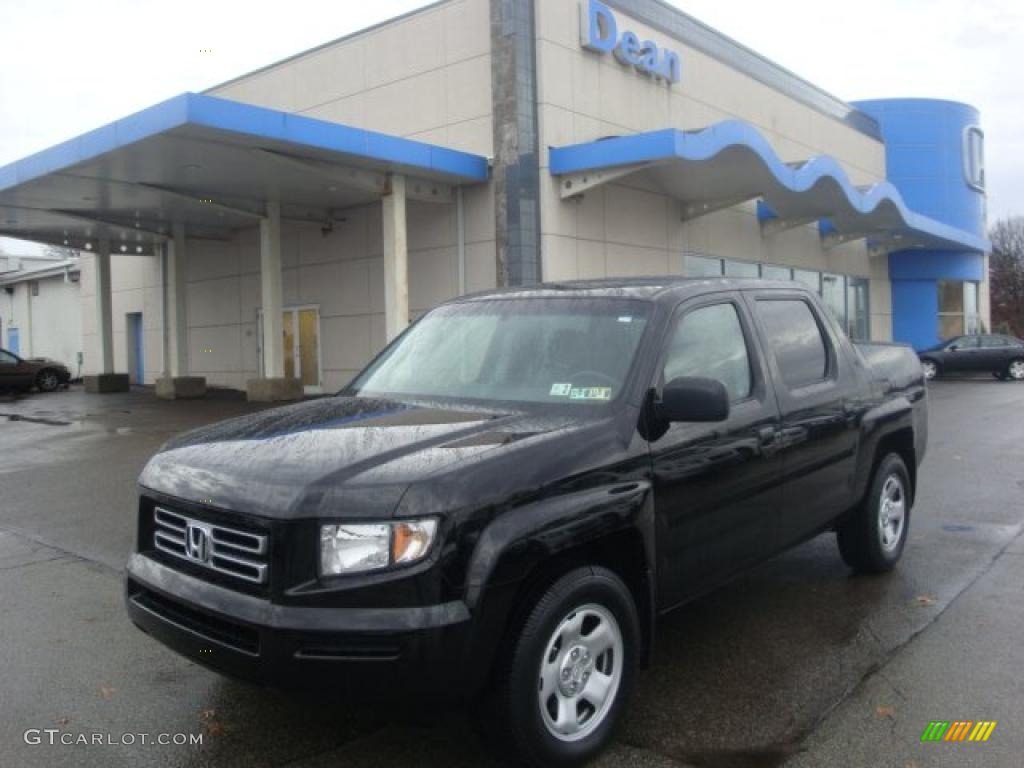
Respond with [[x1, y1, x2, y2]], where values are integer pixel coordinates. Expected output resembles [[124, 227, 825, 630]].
[[258, 306, 322, 394]]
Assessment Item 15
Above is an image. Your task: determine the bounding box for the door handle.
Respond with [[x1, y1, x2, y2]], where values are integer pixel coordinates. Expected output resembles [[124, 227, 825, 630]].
[[757, 426, 778, 446]]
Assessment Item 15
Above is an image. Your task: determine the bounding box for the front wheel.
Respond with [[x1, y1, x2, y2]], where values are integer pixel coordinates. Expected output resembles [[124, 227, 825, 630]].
[[1007, 358, 1024, 381], [478, 566, 640, 767], [920, 359, 938, 381], [35, 369, 61, 392], [837, 453, 911, 573]]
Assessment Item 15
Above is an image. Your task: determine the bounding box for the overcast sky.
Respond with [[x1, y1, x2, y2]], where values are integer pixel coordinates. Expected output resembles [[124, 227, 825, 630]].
[[1, 0, 1020, 255]]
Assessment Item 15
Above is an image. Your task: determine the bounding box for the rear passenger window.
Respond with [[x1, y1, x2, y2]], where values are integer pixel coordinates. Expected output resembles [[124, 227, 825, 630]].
[[756, 299, 829, 388], [980, 336, 1008, 348], [664, 303, 752, 401]]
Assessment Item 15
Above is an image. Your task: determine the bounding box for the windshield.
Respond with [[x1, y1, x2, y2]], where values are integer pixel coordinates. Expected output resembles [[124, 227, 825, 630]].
[[348, 298, 651, 406]]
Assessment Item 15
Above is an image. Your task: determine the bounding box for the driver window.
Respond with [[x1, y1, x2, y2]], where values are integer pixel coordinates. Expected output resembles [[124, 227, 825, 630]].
[[951, 337, 980, 349], [664, 303, 752, 402], [0, 351, 17, 365]]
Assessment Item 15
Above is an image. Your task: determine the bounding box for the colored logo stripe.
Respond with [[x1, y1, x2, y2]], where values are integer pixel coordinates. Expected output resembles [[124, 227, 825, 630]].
[[944, 721, 972, 741], [969, 721, 997, 742], [921, 721, 996, 742]]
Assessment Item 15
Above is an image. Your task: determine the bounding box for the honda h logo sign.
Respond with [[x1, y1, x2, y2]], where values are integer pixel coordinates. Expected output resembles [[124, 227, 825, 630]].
[[185, 522, 211, 563], [580, 0, 681, 84]]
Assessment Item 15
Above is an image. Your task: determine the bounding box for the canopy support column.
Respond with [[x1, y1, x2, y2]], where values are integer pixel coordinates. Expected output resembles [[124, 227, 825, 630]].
[[383, 174, 409, 341], [247, 200, 301, 402], [84, 239, 129, 393], [156, 223, 206, 399]]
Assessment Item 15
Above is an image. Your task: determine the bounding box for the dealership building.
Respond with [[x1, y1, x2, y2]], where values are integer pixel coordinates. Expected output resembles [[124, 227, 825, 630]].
[[0, 0, 990, 398]]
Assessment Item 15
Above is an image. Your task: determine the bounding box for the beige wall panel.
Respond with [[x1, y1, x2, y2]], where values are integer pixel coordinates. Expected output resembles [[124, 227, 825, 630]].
[[301, 94, 367, 130], [577, 239, 608, 279], [321, 315, 373, 371], [446, 56, 493, 125], [464, 241, 498, 293], [408, 202, 456, 252], [187, 277, 240, 328], [363, 11, 446, 90], [604, 184, 670, 250], [542, 234, 578, 282], [606, 243, 670, 277], [188, 324, 242, 374], [291, 41, 367, 110], [298, 259, 372, 317], [409, 247, 458, 311], [462, 185, 496, 245], [363, 71, 447, 137], [445, 116, 495, 157], [443, 0, 491, 64]]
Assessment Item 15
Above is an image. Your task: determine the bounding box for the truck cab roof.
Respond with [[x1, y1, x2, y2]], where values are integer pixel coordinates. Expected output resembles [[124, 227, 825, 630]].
[[454, 277, 804, 306]]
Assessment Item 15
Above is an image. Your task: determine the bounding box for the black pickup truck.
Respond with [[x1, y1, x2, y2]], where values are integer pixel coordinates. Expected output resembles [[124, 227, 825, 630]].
[[126, 278, 927, 767]]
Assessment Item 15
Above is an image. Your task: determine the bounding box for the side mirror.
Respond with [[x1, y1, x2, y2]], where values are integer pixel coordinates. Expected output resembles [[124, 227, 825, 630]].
[[949, 345, 959, 352], [654, 377, 730, 423]]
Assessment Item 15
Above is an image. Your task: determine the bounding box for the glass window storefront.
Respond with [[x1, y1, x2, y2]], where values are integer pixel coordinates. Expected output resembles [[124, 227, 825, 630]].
[[792, 269, 820, 293], [821, 273, 845, 327], [686, 255, 723, 277], [938, 280, 980, 339], [723, 259, 760, 278], [761, 264, 792, 280], [847, 278, 870, 342], [680, 256, 870, 340]]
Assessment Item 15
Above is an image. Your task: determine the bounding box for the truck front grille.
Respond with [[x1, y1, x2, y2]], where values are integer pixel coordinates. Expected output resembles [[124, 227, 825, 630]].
[[153, 507, 268, 585]]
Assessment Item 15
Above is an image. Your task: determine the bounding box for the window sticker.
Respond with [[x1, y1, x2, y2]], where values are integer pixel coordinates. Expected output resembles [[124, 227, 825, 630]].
[[549, 383, 573, 397], [617, 316, 633, 323], [569, 387, 612, 401]]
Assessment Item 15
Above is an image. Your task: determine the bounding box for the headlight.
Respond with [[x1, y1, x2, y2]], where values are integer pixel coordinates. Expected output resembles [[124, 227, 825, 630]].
[[320, 519, 438, 576]]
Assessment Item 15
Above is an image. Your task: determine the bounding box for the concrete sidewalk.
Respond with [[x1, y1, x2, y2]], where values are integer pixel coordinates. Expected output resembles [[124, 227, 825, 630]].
[[790, 531, 1024, 768]]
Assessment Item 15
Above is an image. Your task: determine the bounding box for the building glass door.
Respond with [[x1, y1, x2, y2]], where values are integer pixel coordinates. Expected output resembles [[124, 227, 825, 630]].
[[260, 306, 322, 393]]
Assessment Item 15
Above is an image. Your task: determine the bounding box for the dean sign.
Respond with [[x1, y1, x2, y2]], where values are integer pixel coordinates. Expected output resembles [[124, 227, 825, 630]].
[[580, 0, 681, 84]]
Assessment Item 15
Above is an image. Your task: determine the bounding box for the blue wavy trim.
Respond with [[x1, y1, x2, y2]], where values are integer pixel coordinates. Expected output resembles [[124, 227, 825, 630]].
[[549, 120, 988, 253]]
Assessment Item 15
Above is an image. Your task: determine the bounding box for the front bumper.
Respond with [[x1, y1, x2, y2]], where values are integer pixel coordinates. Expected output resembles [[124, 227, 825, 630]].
[[125, 553, 473, 700]]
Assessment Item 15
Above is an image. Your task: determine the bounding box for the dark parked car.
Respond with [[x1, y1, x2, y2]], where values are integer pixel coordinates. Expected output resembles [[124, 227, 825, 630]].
[[126, 278, 927, 767], [918, 334, 1024, 381], [0, 347, 71, 392]]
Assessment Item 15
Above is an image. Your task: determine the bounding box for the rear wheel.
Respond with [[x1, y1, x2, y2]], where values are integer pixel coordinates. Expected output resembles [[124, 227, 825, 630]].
[[1008, 359, 1024, 381], [478, 566, 640, 767], [920, 359, 938, 381], [35, 369, 61, 392], [837, 453, 911, 573]]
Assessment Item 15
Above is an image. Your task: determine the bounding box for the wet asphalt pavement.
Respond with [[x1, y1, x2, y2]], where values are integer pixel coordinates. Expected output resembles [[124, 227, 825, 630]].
[[0, 379, 1022, 768]]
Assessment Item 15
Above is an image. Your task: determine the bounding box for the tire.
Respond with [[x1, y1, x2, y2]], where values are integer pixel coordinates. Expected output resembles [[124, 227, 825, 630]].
[[1007, 358, 1024, 381], [35, 369, 61, 393], [477, 566, 641, 767], [920, 359, 939, 381], [837, 453, 911, 573]]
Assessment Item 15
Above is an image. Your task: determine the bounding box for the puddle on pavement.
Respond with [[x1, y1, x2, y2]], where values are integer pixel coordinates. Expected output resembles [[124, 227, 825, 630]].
[[0, 413, 72, 426], [671, 745, 802, 768]]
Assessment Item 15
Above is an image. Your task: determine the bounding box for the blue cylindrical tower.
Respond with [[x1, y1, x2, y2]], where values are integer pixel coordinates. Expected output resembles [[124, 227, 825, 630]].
[[853, 98, 988, 349]]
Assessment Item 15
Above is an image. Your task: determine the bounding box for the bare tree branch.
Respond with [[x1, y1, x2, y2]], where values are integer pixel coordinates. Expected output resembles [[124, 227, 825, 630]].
[[989, 217, 1024, 337]]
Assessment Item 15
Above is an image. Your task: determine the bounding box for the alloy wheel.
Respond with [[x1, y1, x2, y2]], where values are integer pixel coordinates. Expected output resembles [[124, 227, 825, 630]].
[[921, 361, 937, 380], [1009, 360, 1024, 381], [878, 474, 906, 552]]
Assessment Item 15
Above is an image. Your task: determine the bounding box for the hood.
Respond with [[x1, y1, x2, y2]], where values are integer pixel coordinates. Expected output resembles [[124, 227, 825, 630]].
[[25, 357, 67, 367], [139, 396, 578, 520]]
